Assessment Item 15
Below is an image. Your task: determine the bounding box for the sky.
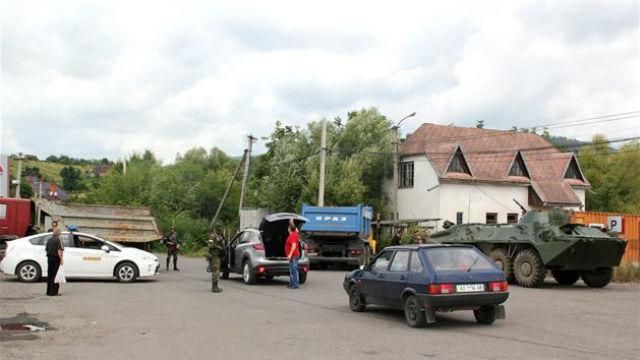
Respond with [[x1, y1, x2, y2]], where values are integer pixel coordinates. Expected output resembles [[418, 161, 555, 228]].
[[1, 0, 639, 162]]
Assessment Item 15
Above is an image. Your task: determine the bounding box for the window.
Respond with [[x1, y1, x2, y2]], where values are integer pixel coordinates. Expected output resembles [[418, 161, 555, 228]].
[[447, 148, 471, 175], [410, 252, 424, 273], [389, 251, 410, 272], [399, 161, 414, 188], [0, 204, 6, 219], [76, 235, 104, 250], [29, 235, 50, 246], [509, 152, 530, 178], [370, 251, 393, 272], [564, 158, 585, 181], [486, 213, 498, 224], [456, 212, 463, 225], [424, 247, 496, 272], [62, 234, 75, 248], [507, 213, 518, 224]]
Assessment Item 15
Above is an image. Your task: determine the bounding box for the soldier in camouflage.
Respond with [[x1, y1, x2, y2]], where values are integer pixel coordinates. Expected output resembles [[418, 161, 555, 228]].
[[207, 231, 225, 293]]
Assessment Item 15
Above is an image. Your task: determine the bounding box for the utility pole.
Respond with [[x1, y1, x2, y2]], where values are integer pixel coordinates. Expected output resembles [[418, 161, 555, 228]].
[[392, 112, 416, 220], [15, 152, 23, 198], [239, 135, 256, 213], [123, 157, 127, 174], [211, 150, 248, 230], [318, 119, 327, 207]]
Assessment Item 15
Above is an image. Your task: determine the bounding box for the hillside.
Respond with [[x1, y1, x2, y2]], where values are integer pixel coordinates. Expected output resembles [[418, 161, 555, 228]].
[[9, 159, 94, 185]]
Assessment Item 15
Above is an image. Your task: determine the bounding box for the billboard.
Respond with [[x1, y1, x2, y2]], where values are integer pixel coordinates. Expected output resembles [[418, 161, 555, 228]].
[[0, 154, 8, 197]]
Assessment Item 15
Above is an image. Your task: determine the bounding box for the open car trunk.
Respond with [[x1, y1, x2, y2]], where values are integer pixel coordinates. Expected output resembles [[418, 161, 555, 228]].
[[259, 213, 308, 260]]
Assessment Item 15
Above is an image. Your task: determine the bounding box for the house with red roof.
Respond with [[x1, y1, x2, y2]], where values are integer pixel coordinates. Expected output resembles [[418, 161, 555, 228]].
[[398, 124, 589, 229]]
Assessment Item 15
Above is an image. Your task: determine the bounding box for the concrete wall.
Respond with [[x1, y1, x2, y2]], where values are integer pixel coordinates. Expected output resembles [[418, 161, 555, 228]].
[[397, 155, 440, 221], [438, 183, 530, 229]]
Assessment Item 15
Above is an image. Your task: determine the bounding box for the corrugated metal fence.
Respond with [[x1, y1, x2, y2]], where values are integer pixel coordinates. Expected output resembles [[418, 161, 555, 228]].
[[572, 211, 640, 265]]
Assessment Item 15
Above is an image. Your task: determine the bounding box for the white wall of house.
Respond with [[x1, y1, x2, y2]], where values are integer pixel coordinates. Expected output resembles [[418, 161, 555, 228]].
[[397, 155, 440, 221], [569, 187, 587, 211], [438, 183, 529, 229]]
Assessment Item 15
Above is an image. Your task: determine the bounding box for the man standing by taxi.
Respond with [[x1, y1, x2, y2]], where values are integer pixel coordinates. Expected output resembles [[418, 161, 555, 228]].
[[164, 227, 180, 271], [285, 224, 301, 289]]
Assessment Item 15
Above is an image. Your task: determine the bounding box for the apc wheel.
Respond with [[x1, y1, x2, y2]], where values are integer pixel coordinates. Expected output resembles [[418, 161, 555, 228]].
[[581, 267, 613, 288], [513, 249, 545, 288], [474, 306, 496, 325], [551, 270, 580, 285], [242, 260, 256, 285], [116, 262, 138, 283], [348, 285, 366, 312], [403, 295, 426, 328], [298, 271, 307, 284], [489, 248, 514, 282], [17, 261, 41, 283]]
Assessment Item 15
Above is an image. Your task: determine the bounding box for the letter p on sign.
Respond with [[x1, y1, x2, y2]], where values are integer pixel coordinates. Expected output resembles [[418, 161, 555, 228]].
[[608, 216, 623, 234]]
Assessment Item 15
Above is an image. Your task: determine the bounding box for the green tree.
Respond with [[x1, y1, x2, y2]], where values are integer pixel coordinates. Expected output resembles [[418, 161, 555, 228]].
[[60, 166, 85, 192], [579, 135, 640, 213], [476, 120, 485, 129], [20, 178, 34, 198]]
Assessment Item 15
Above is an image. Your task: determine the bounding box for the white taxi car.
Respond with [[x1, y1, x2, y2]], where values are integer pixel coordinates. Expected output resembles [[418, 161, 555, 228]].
[[0, 232, 159, 283]]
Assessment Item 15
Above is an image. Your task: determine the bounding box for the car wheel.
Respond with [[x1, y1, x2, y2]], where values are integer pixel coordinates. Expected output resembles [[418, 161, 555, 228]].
[[116, 262, 138, 283], [581, 267, 613, 288], [242, 260, 256, 285], [403, 295, 426, 328], [298, 271, 307, 284], [474, 305, 496, 325], [17, 261, 41, 283], [349, 285, 366, 312], [489, 248, 515, 283], [551, 270, 580, 285], [513, 249, 545, 288]]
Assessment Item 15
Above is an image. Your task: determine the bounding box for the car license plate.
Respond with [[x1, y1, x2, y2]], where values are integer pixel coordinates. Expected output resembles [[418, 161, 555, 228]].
[[456, 284, 485, 293]]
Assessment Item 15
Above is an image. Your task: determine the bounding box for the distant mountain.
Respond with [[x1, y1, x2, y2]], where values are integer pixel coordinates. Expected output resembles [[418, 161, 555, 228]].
[[547, 136, 588, 153]]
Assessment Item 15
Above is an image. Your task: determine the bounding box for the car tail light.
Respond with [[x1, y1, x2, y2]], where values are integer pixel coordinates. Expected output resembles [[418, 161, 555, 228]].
[[257, 266, 266, 273], [349, 249, 362, 256], [428, 283, 454, 294], [488, 281, 508, 292], [302, 265, 309, 273], [252, 243, 264, 251]]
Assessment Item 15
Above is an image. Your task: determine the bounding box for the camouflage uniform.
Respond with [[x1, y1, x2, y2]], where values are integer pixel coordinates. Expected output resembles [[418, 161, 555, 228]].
[[207, 232, 225, 293]]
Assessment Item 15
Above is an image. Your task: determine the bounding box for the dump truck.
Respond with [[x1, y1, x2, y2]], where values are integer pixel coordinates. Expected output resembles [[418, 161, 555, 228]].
[[300, 204, 373, 267], [431, 209, 627, 288]]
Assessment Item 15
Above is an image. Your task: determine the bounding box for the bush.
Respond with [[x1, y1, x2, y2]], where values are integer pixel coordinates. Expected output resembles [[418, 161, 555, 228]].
[[614, 263, 640, 283]]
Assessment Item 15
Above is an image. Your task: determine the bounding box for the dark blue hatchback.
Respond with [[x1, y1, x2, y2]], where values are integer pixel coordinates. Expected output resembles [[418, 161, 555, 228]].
[[343, 244, 509, 327]]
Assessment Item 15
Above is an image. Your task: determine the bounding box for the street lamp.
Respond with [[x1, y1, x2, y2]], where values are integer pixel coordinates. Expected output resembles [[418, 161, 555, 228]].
[[391, 112, 416, 221]]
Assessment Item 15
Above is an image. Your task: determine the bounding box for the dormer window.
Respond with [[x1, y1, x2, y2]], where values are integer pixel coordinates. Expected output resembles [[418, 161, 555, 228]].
[[564, 157, 585, 181], [509, 152, 530, 178], [447, 148, 471, 175]]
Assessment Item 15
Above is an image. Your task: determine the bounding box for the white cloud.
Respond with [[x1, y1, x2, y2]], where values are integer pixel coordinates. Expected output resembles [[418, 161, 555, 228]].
[[1, 0, 638, 161]]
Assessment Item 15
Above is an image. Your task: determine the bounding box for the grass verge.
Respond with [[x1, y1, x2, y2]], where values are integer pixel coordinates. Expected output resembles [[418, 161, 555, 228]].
[[614, 263, 640, 283]]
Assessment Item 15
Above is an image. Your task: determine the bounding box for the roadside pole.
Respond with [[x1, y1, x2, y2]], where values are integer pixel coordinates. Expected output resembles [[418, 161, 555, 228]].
[[239, 135, 256, 213], [318, 120, 327, 207], [391, 126, 398, 220], [15, 152, 23, 198], [211, 149, 247, 230]]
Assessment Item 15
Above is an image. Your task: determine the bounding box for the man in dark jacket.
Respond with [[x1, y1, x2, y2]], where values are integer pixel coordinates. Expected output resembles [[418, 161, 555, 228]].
[[164, 227, 180, 271], [45, 228, 64, 296]]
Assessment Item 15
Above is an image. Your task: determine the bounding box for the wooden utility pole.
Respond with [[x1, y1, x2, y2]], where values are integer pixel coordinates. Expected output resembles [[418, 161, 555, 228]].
[[391, 126, 399, 220], [318, 120, 327, 207], [210, 149, 247, 230], [239, 135, 256, 213], [15, 153, 23, 198]]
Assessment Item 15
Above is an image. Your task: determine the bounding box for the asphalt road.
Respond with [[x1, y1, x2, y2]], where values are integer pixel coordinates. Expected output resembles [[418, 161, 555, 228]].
[[1, 256, 639, 360]]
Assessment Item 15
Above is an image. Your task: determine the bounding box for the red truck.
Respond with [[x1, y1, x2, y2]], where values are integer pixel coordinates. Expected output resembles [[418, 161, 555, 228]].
[[0, 198, 35, 258]]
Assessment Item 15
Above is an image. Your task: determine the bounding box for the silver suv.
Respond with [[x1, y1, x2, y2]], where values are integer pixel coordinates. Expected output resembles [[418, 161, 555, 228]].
[[221, 213, 310, 285]]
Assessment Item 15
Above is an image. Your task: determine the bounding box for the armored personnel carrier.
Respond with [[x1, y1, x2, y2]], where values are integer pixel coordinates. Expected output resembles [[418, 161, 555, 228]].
[[431, 209, 627, 288]]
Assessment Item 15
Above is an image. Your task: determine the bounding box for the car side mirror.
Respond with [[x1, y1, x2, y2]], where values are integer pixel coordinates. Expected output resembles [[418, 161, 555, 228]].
[[101, 245, 110, 253]]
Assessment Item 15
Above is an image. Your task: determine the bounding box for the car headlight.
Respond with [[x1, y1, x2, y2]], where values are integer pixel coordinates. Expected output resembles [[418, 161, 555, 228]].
[[142, 255, 156, 262]]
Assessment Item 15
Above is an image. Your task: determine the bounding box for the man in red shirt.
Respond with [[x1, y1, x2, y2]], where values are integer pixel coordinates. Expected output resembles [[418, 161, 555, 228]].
[[285, 224, 301, 289]]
